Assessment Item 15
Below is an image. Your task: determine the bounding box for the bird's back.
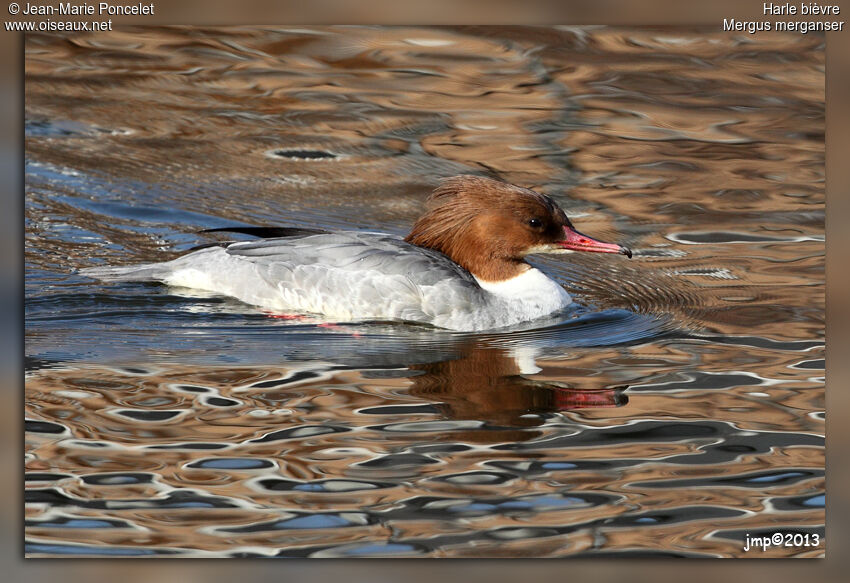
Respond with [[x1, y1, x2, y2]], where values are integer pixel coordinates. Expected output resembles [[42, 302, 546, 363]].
[[82, 231, 494, 328]]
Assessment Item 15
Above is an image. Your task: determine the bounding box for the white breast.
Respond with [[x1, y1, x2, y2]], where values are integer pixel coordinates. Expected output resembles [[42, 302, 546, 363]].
[[474, 268, 572, 323]]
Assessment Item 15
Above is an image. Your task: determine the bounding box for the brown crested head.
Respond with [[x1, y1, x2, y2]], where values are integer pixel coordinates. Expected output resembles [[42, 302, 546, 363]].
[[405, 175, 631, 282]]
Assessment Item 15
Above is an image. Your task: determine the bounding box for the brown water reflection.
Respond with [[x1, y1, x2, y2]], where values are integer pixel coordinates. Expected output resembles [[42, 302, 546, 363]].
[[25, 26, 823, 557], [26, 343, 823, 557], [408, 346, 627, 428]]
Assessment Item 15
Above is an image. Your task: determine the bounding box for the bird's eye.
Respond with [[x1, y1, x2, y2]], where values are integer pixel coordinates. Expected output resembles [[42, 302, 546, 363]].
[[528, 218, 542, 228]]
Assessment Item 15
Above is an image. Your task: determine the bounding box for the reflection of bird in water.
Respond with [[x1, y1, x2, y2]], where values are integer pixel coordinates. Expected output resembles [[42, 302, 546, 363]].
[[407, 345, 628, 430]]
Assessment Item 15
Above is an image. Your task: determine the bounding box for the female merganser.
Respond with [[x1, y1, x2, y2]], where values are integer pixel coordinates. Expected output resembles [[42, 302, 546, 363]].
[[82, 175, 631, 331]]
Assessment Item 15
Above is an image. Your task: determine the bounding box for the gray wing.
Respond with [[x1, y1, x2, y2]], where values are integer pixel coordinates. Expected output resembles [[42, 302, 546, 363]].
[[222, 232, 488, 324], [81, 231, 490, 326], [225, 232, 481, 289]]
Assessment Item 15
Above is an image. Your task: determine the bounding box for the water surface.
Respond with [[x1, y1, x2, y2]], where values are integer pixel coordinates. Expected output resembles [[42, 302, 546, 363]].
[[25, 26, 824, 558]]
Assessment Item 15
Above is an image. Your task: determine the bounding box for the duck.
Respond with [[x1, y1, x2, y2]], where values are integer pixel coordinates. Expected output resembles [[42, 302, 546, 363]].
[[82, 175, 632, 331]]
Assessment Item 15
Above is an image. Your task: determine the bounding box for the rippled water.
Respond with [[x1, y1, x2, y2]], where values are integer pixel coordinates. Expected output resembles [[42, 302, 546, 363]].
[[25, 26, 824, 558]]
